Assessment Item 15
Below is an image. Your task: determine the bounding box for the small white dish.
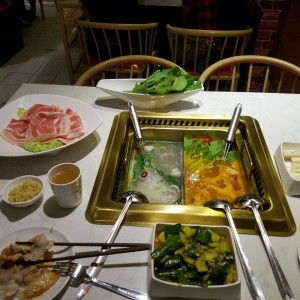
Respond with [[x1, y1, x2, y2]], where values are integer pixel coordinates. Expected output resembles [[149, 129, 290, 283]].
[[1, 175, 43, 207], [97, 79, 204, 109], [274, 142, 300, 196], [147, 222, 241, 300]]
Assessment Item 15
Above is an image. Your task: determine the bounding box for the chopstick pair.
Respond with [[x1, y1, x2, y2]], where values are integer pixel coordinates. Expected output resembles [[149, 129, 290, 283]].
[[16, 241, 148, 247], [14, 242, 151, 266]]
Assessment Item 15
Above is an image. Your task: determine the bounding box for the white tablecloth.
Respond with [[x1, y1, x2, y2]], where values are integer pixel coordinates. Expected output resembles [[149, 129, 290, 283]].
[[0, 83, 300, 300]]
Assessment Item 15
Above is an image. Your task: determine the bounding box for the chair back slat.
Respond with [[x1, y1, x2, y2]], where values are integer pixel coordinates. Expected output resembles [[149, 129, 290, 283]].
[[276, 69, 284, 92], [246, 63, 253, 92], [262, 65, 271, 92]]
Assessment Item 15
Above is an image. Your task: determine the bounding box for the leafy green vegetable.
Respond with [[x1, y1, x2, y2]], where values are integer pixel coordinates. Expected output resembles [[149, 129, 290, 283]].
[[184, 138, 240, 165], [128, 66, 202, 95]]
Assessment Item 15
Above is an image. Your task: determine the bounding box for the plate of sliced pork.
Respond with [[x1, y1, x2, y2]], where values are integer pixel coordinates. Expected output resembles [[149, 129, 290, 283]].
[[0, 94, 102, 156], [0, 227, 72, 300]]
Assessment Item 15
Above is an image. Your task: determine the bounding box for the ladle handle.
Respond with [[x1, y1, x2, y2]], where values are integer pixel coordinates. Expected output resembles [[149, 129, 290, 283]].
[[128, 102, 143, 141], [77, 196, 133, 299], [252, 205, 295, 300], [226, 103, 242, 143], [224, 206, 265, 300]]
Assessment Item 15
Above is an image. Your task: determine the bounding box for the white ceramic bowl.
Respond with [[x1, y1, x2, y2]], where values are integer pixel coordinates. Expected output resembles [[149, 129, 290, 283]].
[[97, 79, 204, 109], [274, 142, 300, 196], [1, 175, 43, 207], [147, 222, 241, 300]]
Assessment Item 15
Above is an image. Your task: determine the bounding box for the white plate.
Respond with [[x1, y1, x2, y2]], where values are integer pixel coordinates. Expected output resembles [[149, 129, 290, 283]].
[[0, 227, 72, 300], [0, 94, 102, 157], [97, 79, 204, 109]]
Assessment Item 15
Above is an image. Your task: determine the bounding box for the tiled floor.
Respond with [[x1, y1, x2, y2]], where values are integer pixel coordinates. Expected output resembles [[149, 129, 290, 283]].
[[0, 2, 71, 107]]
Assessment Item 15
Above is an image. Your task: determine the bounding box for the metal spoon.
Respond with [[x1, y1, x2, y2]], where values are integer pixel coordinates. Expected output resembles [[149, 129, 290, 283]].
[[234, 194, 295, 300], [204, 199, 265, 300], [73, 263, 149, 300], [128, 101, 163, 178], [77, 191, 149, 299], [128, 101, 148, 164]]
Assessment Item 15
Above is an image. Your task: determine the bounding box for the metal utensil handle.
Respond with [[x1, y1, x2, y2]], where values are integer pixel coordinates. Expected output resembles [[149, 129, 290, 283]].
[[91, 277, 149, 300], [128, 102, 143, 141], [252, 205, 295, 300], [77, 196, 133, 299], [224, 205, 265, 300], [226, 103, 242, 142]]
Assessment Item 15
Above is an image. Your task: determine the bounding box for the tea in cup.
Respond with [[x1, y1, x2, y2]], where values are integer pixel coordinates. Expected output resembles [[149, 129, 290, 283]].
[[47, 163, 82, 208]]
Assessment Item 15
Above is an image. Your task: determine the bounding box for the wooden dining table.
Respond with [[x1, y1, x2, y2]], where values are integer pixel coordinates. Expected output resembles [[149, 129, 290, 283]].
[[0, 83, 300, 300]]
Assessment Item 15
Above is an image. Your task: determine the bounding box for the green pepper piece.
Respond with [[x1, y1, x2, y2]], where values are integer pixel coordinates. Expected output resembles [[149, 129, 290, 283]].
[[151, 235, 183, 261], [162, 256, 182, 269], [210, 267, 226, 285], [155, 268, 177, 280], [195, 227, 212, 245], [177, 269, 190, 285], [164, 223, 182, 237], [225, 253, 235, 263], [185, 269, 203, 281], [186, 247, 197, 258]]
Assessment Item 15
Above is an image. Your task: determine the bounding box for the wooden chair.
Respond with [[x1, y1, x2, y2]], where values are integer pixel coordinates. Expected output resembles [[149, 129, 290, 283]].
[[166, 24, 253, 83], [199, 55, 300, 93], [74, 20, 160, 80], [74, 55, 184, 86], [56, 2, 87, 84]]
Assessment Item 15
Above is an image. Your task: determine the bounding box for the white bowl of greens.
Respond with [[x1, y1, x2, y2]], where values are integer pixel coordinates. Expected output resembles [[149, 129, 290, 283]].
[[97, 67, 203, 109]]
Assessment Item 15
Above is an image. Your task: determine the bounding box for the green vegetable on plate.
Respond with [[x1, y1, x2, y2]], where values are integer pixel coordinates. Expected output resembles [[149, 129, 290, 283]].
[[151, 224, 237, 286], [128, 66, 202, 95], [21, 140, 63, 153]]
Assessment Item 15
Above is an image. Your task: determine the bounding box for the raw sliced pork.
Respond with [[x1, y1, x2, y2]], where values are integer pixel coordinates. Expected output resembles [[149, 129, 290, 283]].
[[0, 104, 85, 146]]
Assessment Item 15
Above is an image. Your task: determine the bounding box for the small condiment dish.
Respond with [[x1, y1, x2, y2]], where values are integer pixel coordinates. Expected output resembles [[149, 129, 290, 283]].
[[147, 222, 241, 300], [274, 142, 300, 196], [1, 175, 43, 208]]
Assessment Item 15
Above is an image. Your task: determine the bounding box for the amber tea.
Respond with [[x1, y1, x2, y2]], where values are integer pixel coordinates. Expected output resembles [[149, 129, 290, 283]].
[[51, 168, 79, 184]]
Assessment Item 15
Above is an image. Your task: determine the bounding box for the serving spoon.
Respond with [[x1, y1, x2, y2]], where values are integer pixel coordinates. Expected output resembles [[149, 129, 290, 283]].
[[222, 103, 242, 160], [128, 101, 165, 179], [234, 194, 295, 300], [204, 199, 265, 300], [77, 191, 149, 299]]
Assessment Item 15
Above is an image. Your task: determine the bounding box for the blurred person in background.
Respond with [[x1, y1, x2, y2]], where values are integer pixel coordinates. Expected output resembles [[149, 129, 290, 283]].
[[81, 0, 141, 23], [11, 0, 37, 27], [179, 0, 248, 30]]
